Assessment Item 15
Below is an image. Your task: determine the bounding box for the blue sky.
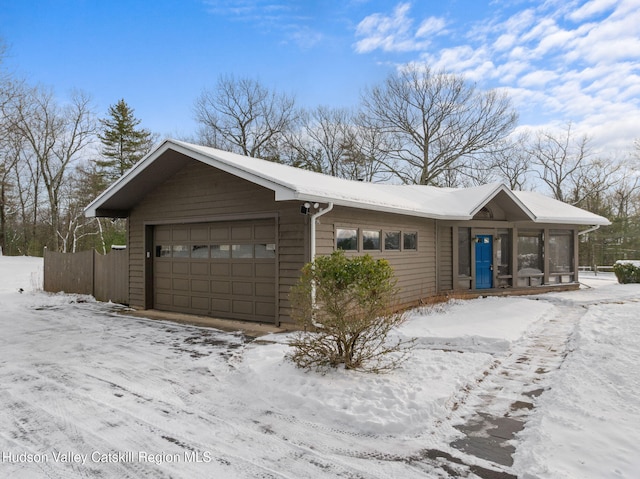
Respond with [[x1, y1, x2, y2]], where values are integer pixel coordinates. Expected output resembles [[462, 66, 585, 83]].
[[1, 0, 639, 153]]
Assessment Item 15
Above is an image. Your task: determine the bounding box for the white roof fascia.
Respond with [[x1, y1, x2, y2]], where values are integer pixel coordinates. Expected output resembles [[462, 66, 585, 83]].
[[283, 190, 470, 220], [466, 183, 537, 221], [85, 140, 611, 227]]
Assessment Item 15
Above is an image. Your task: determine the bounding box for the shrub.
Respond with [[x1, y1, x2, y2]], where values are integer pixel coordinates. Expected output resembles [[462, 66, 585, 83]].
[[613, 261, 640, 284], [288, 251, 413, 373]]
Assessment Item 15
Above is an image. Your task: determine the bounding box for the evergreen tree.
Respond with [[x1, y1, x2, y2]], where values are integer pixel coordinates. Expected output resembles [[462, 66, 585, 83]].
[[97, 99, 155, 183]]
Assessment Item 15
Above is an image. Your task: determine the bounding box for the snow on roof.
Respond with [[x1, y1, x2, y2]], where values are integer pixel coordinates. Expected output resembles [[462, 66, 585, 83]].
[[512, 190, 610, 225], [85, 139, 611, 226]]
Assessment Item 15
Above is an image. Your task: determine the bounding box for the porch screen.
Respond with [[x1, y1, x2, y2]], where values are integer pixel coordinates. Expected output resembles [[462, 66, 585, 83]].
[[496, 229, 511, 276], [549, 230, 573, 273], [458, 227, 471, 276], [517, 230, 543, 273]]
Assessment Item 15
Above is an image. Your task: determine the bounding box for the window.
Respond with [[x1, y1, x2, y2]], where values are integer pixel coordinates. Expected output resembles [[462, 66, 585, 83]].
[[363, 230, 381, 251], [549, 230, 573, 274], [191, 245, 209, 258], [336, 228, 358, 251], [403, 232, 417, 250], [156, 245, 171, 258], [211, 244, 230, 258], [458, 228, 471, 276], [231, 244, 253, 258], [336, 227, 418, 252], [384, 231, 400, 251], [172, 245, 189, 258], [255, 243, 276, 258]]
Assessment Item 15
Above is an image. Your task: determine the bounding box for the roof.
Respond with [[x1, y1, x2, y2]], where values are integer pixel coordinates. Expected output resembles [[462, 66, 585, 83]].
[[84, 139, 610, 227]]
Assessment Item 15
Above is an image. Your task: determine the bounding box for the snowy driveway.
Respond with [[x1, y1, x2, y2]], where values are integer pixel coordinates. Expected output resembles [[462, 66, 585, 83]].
[[1, 256, 639, 478]]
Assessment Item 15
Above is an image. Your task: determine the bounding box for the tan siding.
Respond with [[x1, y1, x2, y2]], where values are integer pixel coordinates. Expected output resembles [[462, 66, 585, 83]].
[[438, 224, 453, 291], [315, 206, 437, 309], [128, 160, 307, 324]]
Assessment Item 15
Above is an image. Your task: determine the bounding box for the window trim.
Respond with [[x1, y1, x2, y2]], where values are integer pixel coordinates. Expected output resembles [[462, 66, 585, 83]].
[[336, 227, 359, 251], [402, 231, 418, 251], [362, 229, 382, 251], [335, 226, 419, 253]]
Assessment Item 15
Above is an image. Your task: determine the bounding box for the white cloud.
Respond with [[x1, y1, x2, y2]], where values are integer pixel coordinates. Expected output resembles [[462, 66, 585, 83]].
[[518, 70, 558, 88], [354, 3, 445, 53], [415, 16, 447, 38], [353, 0, 640, 152], [568, 0, 618, 22], [494, 33, 518, 51]]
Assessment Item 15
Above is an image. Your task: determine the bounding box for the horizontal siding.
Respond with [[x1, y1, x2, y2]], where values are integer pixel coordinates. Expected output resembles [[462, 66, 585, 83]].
[[315, 206, 437, 309], [438, 224, 453, 291], [128, 159, 307, 324]]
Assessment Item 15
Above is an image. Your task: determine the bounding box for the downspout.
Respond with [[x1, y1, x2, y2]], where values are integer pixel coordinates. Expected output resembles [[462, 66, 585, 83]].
[[577, 224, 601, 277], [310, 202, 334, 263], [577, 224, 600, 236], [309, 202, 334, 323]]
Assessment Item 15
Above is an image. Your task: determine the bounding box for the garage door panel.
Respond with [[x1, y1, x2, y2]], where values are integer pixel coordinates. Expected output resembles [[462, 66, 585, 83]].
[[211, 263, 230, 276], [191, 262, 209, 275], [211, 281, 230, 294], [254, 224, 273, 240], [256, 301, 275, 316], [172, 227, 189, 241], [191, 279, 209, 293], [255, 263, 275, 277], [231, 225, 252, 240], [232, 281, 253, 295], [232, 300, 253, 315], [155, 227, 171, 242], [210, 226, 230, 240], [154, 219, 276, 322], [172, 262, 189, 275], [172, 278, 189, 291], [156, 277, 172, 290], [191, 296, 209, 310], [155, 262, 171, 274], [255, 282, 275, 297], [211, 298, 231, 313], [232, 263, 253, 277], [155, 293, 171, 306], [173, 294, 189, 308], [190, 226, 208, 241]]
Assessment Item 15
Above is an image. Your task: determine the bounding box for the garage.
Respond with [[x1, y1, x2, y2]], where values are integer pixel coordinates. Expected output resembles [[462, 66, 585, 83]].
[[153, 219, 277, 322]]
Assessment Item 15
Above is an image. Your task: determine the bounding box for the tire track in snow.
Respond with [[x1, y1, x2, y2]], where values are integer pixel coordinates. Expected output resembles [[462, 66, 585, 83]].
[[164, 362, 385, 479]]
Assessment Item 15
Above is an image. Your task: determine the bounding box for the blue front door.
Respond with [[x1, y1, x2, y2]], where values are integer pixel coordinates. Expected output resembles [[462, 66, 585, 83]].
[[475, 235, 493, 289]]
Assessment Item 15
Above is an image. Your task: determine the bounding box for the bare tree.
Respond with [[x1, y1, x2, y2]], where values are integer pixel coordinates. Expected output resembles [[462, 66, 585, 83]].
[[528, 122, 589, 203], [528, 122, 619, 206], [0, 129, 24, 254], [490, 132, 532, 190], [9, 86, 96, 251], [286, 106, 355, 177], [359, 64, 518, 186], [194, 75, 298, 161], [341, 115, 393, 182]]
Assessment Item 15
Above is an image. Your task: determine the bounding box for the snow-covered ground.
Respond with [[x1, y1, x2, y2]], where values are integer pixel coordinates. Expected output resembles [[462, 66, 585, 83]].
[[0, 256, 638, 478]]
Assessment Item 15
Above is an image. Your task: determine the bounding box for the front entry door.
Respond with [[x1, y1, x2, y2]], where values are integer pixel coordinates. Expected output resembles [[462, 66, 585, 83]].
[[475, 235, 493, 289]]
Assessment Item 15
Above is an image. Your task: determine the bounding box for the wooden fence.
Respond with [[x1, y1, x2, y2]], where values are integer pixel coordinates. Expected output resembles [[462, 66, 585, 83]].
[[44, 249, 129, 305]]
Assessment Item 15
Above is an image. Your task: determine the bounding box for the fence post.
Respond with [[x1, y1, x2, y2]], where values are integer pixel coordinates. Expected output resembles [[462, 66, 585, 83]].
[[43, 247, 48, 292], [92, 250, 97, 298]]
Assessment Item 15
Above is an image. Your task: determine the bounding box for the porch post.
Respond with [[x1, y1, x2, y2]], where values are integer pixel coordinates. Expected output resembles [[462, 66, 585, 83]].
[[512, 226, 519, 287], [543, 227, 550, 285]]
